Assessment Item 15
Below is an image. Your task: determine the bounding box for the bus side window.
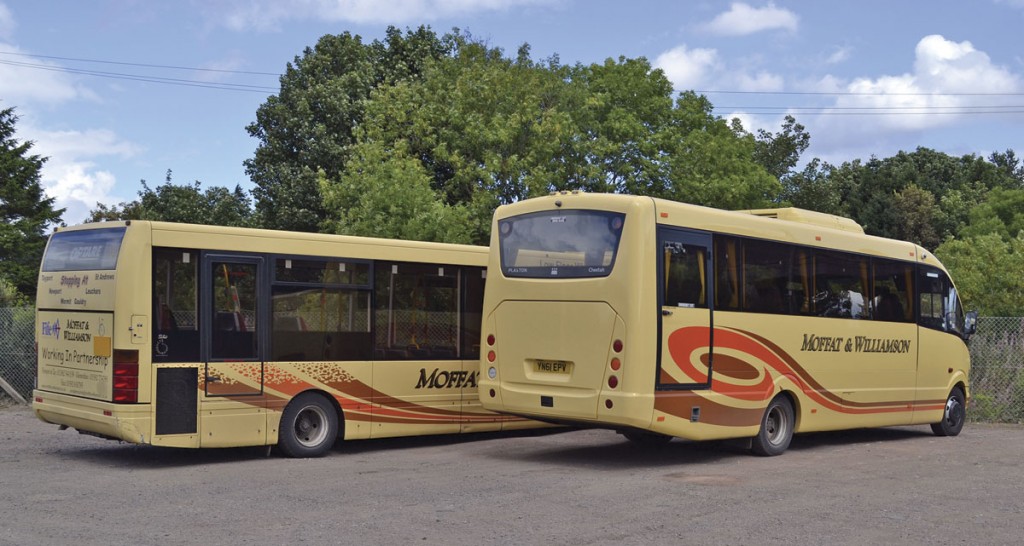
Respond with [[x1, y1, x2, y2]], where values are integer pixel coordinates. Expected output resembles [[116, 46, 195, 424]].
[[742, 240, 790, 315], [872, 259, 914, 323], [813, 251, 868, 319], [663, 242, 706, 308], [153, 248, 199, 362], [918, 267, 964, 335]]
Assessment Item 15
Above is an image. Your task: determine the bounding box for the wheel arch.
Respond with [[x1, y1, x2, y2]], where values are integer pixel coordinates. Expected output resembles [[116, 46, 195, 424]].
[[280, 388, 346, 441]]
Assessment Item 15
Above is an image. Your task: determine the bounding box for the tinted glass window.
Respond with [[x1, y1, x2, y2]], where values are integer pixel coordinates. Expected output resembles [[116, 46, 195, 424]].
[[742, 240, 792, 314], [271, 287, 371, 361], [210, 261, 259, 360], [275, 258, 370, 286], [375, 263, 459, 360], [153, 248, 199, 362], [42, 228, 126, 271], [919, 267, 965, 335], [872, 259, 914, 323], [663, 241, 708, 308], [498, 210, 625, 278], [814, 251, 869, 319]]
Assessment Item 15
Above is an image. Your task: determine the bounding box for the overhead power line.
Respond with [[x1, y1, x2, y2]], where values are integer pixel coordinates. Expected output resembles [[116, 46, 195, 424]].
[[0, 50, 281, 77], [698, 89, 1024, 97], [0, 58, 279, 93]]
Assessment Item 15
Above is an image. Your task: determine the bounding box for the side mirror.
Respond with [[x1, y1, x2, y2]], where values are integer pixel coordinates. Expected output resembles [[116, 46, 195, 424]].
[[963, 310, 978, 337]]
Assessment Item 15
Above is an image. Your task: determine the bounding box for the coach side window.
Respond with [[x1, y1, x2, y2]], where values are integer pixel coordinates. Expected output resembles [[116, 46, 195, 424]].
[[814, 251, 869, 319], [663, 242, 707, 308], [742, 240, 791, 314], [919, 267, 965, 335], [872, 259, 914, 322], [153, 248, 200, 362]]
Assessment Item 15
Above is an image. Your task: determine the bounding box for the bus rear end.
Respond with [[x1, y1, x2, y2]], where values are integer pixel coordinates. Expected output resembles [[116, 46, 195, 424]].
[[479, 193, 658, 429], [33, 223, 151, 443]]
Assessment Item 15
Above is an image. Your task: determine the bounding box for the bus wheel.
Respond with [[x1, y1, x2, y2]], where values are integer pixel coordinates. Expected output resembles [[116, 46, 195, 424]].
[[278, 393, 339, 458], [622, 430, 673, 446], [752, 395, 794, 457], [931, 387, 966, 437]]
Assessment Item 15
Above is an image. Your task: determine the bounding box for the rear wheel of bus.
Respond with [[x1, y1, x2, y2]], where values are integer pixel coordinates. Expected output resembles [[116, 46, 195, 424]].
[[752, 395, 794, 456], [278, 392, 339, 458], [931, 387, 966, 437]]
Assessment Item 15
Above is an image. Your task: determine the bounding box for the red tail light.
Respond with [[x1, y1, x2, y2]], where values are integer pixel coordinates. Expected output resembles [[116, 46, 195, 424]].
[[112, 349, 139, 403]]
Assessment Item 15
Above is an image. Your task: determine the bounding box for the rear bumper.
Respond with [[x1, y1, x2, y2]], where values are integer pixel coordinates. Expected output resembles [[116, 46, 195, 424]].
[[33, 390, 151, 444]]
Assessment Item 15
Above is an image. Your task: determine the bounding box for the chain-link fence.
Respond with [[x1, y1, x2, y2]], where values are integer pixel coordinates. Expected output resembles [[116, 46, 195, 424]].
[[968, 316, 1024, 423], [0, 307, 35, 405], [4, 310, 1024, 421]]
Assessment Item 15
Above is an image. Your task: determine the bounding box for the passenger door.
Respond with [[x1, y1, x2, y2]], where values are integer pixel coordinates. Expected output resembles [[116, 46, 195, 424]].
[[200, 254, 268, 447], [657, 228, 714, 389]]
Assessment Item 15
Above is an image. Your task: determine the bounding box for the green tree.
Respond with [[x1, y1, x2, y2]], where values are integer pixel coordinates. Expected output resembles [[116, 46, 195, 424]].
[[936, 233, 1024, 316], [960, 187, 1024, 241], [0, 107, 64, 299], [753, 114, 811, 182], [318, 37, 778, 243], [779, 158, 844, 215], [246, 26, 451, 232], [86, 169, 253, 227], [0, 275, 28, 306], [321, 141, 472, 242]]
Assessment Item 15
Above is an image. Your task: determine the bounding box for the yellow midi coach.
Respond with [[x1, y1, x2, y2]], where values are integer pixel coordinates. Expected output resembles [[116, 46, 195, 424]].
[[33, 221, 537, 457], [478, 192, 977, 455]]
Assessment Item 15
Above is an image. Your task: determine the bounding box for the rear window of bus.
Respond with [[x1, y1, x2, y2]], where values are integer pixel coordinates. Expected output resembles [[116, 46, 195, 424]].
[[41, 227, 127, 272], [498, 210, 625, 278]]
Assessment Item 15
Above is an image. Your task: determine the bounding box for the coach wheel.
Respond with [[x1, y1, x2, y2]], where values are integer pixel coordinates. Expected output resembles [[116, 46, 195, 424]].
[[752, 395, 794, 457], [278, 392, 339, 458], [622, 430, 673, 447], [931, 387, 966, 437]]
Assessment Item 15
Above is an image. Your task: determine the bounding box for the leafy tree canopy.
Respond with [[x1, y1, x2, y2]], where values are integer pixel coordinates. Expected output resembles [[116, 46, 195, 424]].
[[936, 232, 1024, 316], [0, 106, 64, 299], [306, 31, 779, 243], [87, 169, 253, 227]]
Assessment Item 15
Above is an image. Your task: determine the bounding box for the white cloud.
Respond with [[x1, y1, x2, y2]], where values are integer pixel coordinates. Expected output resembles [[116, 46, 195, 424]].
[[655, 44, 783, 93], [805, 35, 1024, 159], [654, 45, 720, 89], [204, 0, 555, 31], [0, 3, 14, 41], [0, 44, 95, 106], [23, 126, 142, 224], [734, 70, 784, 92], [829, 35, 1021, 132], [703, 2, 798, 36], [826, 46, 851, 65]]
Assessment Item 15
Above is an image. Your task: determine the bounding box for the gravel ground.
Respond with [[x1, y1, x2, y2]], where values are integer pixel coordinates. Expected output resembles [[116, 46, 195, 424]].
[[2, 404, 1022, 545]]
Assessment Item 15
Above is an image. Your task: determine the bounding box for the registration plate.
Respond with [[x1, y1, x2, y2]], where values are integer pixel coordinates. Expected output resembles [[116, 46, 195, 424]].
[[535, 360, 571, 374]]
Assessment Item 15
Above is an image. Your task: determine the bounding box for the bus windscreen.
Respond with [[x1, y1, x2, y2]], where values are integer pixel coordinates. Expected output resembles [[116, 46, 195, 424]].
[[498, 210, 625, 278], [41, 227, 127, 272]]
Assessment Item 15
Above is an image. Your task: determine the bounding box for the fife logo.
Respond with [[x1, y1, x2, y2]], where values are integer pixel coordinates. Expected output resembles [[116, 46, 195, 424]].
[[41, 319, 61, 338]]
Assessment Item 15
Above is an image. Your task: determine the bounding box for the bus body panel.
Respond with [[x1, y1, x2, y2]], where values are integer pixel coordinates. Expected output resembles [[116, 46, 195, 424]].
[[481, 193, 972, 448], [35, 220, 540, 452]]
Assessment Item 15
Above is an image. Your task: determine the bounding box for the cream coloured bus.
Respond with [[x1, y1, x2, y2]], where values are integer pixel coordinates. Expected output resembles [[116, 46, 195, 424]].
[[479, 192, 976, 455], [34, 221, 533, 457]]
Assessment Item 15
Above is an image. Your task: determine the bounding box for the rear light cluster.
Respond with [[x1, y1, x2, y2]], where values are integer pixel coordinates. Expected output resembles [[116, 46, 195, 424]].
[[486, 334, 497, 398], [605, 339, 624, 409], [607, 339, 624, 390], [112, 349, 140, 403]]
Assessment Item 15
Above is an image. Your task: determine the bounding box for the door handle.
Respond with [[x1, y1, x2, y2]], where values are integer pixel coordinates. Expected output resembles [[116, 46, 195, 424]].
[[206, 374, 221, 383], [662, 309, 673, 316]]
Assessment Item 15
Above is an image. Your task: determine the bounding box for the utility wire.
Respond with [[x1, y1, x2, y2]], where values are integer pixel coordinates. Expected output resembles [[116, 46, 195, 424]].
[[0, 50, 281, 77], [0, 59, 279, 93]]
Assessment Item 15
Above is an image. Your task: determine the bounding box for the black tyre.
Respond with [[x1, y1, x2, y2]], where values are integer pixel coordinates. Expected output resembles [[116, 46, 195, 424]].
[[930, 387, 966, 437], [622, 430, 673, 446], [278, 392, 339, 458], [751, 395, 794, 456]]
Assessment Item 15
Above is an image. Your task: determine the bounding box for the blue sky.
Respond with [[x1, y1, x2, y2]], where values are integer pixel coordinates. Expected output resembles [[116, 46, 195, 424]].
[[2, 1, 1023, 224]]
